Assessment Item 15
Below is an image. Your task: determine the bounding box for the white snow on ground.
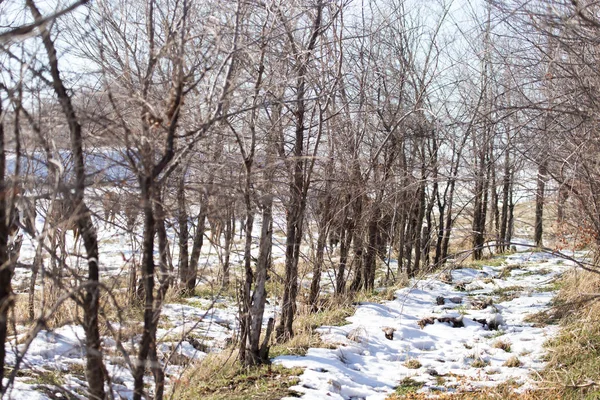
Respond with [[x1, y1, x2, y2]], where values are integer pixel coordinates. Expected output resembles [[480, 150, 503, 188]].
[[4, 204, 587, 400], [4, 296, 251, 399], [274, 250, 580, 399], [4, 209, 288, 399]]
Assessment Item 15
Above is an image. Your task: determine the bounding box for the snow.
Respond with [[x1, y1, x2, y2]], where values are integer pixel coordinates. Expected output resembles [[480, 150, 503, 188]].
[[274, 250, 579, 399], [4, 205, 291, 399], [4, 202, 586, 400]]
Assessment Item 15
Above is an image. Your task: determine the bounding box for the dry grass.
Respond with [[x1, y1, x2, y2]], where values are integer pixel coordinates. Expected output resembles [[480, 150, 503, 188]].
[[503, 356, 522, 368], [12, 274, 150, 349], [535, 269, 600, 399], [522, 310, 557, 327], [404, 358, 422, 369], [171, 349, 303, 400], [387, 375, 558, 399], [492, 339, 512, 352], [353, 274, 410, 304], [392, 377, 424, 396], [270, 295, 354, 357], [470, 358, 489, 368], [387, 388, 563, 399], [498, 264, 523, 279], [12, 282, 82, 331]]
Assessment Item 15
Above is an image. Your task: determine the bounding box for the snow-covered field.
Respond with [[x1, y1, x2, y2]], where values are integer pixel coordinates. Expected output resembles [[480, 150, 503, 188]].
[[4, 204, 584, 400], [275, 250, 580, 399], [4, 298, 249, 399], [5, 206, 288, 399]]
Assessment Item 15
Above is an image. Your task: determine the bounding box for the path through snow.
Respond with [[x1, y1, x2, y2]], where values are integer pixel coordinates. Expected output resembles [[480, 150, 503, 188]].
[[275, 250, 579, 399]]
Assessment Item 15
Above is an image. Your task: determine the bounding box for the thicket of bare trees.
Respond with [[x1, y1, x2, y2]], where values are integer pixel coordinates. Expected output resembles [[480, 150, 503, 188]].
[[2, 0, 600, 398]]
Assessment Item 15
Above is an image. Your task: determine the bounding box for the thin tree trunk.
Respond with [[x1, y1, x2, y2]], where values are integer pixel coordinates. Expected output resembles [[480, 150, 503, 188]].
[[27, 2, 107, 395], [413, 157, 427, 273], [0, 99, 12, 393], [28, 241, 43, 321], [363, 206, 380, 290], [534, 160, 548, 247], [349, 195, 365, 291], [155, 188, 171, 293], [472, 147, 487, 260], [396, 209, 406, 275], [186, 202, 207, 293], [239, 169, 254, 364], [413, 190, 426, 275], [507, 170, 515, 247], [441, 179, 457, 263], [177, 169, 190, 291], [276, 3, 324, 340], [490, 151, 500, 252], [480, 156, 491, 256], [309, 195, 331, 308], [500, 149, 511, 252], [335, 198, 353, 295], [404, 211, 415, 277], [222, 204, 234, 287], [557, 185, 568, 224], [133, 179, 156, 400], [247, 196, 272, 364]]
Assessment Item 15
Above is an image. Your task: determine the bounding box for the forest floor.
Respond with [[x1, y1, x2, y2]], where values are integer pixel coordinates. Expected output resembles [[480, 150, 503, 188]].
[[3, 221, 591, 399], [274, 247, 584, 399]]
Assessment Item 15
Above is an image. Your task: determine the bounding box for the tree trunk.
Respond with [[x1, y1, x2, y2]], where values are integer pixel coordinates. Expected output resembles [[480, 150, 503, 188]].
[[239, 169, 255, 364], [434, 170, 448, 268], [441, 179, 457, 264], [500, 149, 511, 252], [0, 100, 12, 393], [222, 203, 234, 287], [557, 185, 568, 224], [534, 160, 548, 247], [186, 202, 207, 293], [396, 208, 407, 275], [276, 3, 324, 341], [363, 206, 380, 290], [472, 147, 487, 260], [335, 197, 353, 295], [404, 211, 415, 277], [278, 196, 303, 340], [177, 169, 190, 292], [27, 2, 108, 395], [413, 163, 427, 274], [247, 196, 272, 364], [155, 188, 171, 295], [349, 195, 365, 291], [133, 179, 156, 400], [490, 150, 500, 252], [309, 194, 331, 308], [28, 240, 44, 321], [507, 171, 515, 247], [78, 209, 106, 400]]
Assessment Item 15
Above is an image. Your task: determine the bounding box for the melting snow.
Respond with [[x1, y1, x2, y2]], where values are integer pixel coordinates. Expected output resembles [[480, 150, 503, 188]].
[[274, 250, 580, 399]]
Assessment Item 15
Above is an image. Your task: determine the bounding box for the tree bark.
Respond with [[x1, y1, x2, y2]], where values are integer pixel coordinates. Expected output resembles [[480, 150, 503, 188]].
[[186, 201, 207, 293], [276, 2, 324, 341], [500, 148, 511, 252], [309, 193, 331, 308], [247, 196, 272, 364], [27, 1, 107, 396], [534, 160, 548, 247], [177, 169, 190, 292], [0, 98, 12, 394], [133, 179, 156, 400]]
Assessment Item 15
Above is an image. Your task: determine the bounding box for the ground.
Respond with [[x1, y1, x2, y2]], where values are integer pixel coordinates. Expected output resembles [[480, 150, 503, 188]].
[[3, 203, 588, 399], [274, 246, 583, 399]]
